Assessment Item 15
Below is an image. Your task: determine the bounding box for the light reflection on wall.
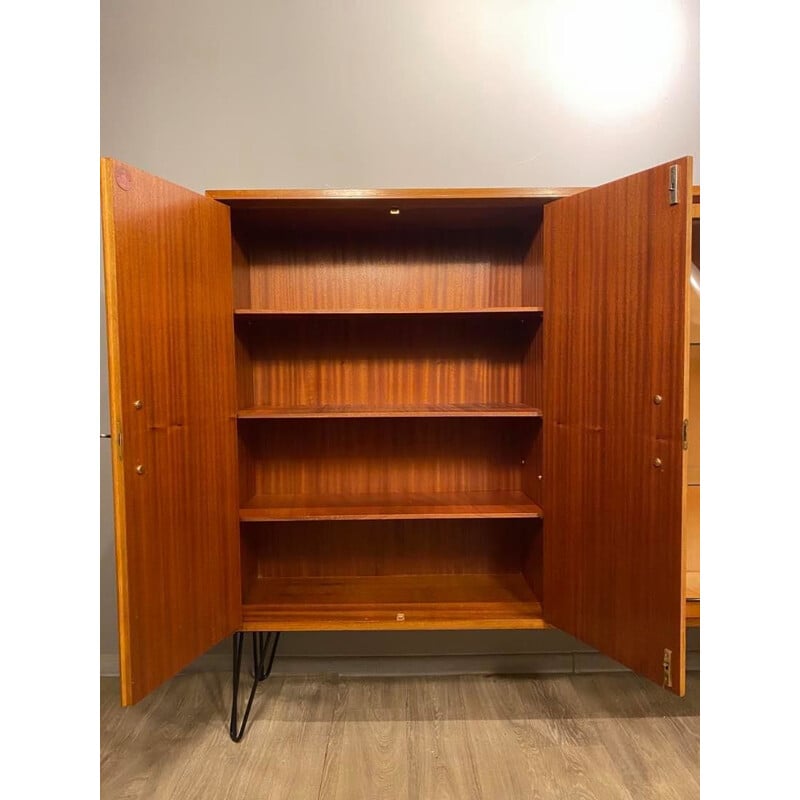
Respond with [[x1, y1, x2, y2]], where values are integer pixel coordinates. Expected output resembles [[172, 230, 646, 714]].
[[538, 0, 686, 120]]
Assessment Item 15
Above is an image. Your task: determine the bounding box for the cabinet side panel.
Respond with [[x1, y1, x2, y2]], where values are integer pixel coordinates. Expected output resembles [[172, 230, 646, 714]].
[[521, 211, 545, 307], [231, 229, 251, 309], [521, 318, 543, 416]]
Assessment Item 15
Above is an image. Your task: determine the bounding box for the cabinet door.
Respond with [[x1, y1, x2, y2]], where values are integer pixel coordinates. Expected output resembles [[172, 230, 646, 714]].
[[101, 159, 241, 705], [543, 158, 692, 695]]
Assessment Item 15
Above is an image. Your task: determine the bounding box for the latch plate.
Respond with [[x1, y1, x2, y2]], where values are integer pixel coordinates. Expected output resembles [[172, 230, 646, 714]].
[[669, 164, 679, 205]]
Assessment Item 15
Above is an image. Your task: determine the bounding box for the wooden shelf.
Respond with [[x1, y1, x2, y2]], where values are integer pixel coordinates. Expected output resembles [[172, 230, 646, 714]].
[[685, 570, 699, 602], [238, 404, 543, 419], [240, 490, 543, 522], [241, 573, 546, 630], [235, 307, 543, 317]]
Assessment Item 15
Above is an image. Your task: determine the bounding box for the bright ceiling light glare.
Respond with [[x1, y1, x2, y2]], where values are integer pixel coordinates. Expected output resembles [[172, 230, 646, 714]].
[[540, 0, 685, 120]]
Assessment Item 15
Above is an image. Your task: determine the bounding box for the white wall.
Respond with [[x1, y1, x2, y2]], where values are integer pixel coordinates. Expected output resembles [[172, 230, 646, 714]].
[[100, 0, 699, 667]]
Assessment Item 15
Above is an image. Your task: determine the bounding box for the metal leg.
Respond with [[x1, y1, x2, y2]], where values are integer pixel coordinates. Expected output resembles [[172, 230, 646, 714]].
[[256, 631, 281, 682], [230, 631, 281, 742]]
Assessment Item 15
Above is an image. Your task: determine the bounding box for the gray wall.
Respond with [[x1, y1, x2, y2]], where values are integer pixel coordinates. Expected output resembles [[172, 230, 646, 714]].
[[100, 0, 700, 670]]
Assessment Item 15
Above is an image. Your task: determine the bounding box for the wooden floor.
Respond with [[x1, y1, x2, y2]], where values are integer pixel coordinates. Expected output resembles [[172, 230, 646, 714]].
[[101, 671, 699, 799]]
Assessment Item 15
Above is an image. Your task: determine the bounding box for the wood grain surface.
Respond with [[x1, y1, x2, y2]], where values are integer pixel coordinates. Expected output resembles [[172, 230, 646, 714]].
[[102, 158, 696, 706], [101, 158, 241, 704], [688, 345, 700, 484], [685, 486, 700, 587], [237, 403, 542, 418], [687, 209, 700, 617], [685, 598, 700, 627], [690, 219, 700, 351], [234, 307, 543, 315], [239, 417, 540, 503], [101, 672, 699, 800], [543, 158, 692, 694], [235, 313, 540, 411], [242, 227, 536, 311], [239, 491, 542, 522], [207, 186, 581, 203], [239, 517, 545, 631], [242, 519, 537, 577], [241, 573, 546, 631]]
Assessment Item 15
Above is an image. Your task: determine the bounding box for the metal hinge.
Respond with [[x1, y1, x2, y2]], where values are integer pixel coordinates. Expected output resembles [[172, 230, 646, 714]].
[[682, 418, 689, 450], [663, 648, 673, 688], [669, 165, 679, 205]]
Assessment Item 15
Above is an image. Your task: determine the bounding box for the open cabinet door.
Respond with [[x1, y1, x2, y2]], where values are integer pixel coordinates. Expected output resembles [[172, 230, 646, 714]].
[[543, 158, 692, 695], [101, 159, 241, 705]]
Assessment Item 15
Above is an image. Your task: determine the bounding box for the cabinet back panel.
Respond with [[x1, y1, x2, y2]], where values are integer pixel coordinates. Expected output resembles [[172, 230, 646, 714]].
[[239, 418, 539, 496], [241, 520, 537, 578], [242, 228, 534, 310], [231, 232, 251, 311], [236, 316, 539, 409]]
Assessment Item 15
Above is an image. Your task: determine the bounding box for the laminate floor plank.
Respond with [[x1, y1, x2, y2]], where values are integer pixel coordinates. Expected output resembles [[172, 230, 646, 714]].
[[406, 677, 485, 800], [219, 674, 338, 800], [101, 673, 225, 800], [317, 677, 412, 800], [567, 673, 701, 800], [138, 672, 238, 800], [101, 671, 699, 800], [594, 718, 699, 800], [460, 676, 634, 800], [507, 674, 601, 748]]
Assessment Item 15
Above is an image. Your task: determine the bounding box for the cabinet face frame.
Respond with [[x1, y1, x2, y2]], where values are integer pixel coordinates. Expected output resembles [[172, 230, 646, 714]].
[[542, 158, 693, 695], [101, 159, 242, 705]]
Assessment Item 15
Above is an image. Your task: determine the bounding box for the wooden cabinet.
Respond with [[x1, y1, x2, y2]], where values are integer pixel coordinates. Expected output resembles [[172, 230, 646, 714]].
[[101, 157, 698, 706]]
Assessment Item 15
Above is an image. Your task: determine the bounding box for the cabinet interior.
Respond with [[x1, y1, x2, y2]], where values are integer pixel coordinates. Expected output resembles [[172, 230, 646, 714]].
[[240, 519, 544, 630], [229, 198, 548, 629]]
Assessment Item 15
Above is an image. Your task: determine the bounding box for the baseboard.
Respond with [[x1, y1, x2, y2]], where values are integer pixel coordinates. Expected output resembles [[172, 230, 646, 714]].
[[100, 649, 699, 678], [100, 654, 120, 677]]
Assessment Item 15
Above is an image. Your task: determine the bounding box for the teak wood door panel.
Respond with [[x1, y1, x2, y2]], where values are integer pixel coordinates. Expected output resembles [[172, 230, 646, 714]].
[[543, 158, 692, 695], [101, 159, 241, 705]]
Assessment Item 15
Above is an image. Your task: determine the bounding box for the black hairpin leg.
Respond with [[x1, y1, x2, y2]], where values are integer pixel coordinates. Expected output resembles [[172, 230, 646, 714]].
[[229, 631, 281, 742], [255, 631, 281, 682]]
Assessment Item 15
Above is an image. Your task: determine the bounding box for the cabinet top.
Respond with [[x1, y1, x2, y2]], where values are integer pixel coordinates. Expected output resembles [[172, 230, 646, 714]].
[[205, 187, 585, 208]]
